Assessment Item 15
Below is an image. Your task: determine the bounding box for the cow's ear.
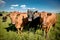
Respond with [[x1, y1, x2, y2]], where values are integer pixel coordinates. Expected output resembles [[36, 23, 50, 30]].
[[38, 12, 41, 16], [34, 11, 38, 13], [35, 11, 38, 13], [17, 14, 20, 16], [47, 13, 52, 16], [6, 14, 10, 16]]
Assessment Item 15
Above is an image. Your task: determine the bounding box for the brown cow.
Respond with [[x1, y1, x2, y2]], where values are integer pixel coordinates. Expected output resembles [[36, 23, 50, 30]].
[[15, 12, 28, 33], [2, 11, 20, 24], [41, 13, 57, 38]]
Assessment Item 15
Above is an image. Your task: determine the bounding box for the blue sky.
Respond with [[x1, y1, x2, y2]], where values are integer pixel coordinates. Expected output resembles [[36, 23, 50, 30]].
[[0, 0, 60, 13]]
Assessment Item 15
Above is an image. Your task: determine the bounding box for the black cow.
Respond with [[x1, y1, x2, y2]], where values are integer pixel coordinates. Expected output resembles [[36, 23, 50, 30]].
[[27, 10, 42, 32]]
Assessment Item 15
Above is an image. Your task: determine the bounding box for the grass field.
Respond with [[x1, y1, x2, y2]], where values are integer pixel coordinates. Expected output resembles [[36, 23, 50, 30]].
[[0, 13, 60, 40]]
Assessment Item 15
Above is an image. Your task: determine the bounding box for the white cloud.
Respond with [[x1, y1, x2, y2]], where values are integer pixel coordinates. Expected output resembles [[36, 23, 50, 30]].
[[11, 4, 19, 7], [27, 8, 31, 9], [32, 8, 36, 9], [20, 5, 26, 9], [20, 4, 37, 10], [27, 8, 36, 10], [20, 5, 26, 8], [0, 0, 6, 4], [10, 7, 14, 9], [0, 0, 6, 7]]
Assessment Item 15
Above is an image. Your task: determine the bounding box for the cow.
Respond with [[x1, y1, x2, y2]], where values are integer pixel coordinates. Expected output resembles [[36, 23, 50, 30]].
[[33, 11, 57, 38], [40, 12, 57, 38], [2, 11, 20, 24], [28, 11, 43, 32], [15, 12, 28, 34]]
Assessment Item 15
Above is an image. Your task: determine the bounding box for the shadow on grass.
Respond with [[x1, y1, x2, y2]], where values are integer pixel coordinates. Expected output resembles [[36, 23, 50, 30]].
[[5, 23, 17, 32], [5, 23, 40, 33], [4, 23, 29, 32]]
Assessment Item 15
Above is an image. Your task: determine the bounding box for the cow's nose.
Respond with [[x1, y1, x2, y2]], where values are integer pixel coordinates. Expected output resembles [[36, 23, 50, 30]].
[[43, 24, 46, 26], [28, 18, 32, 21], [42, 23, 46, 26], [12, 23, 15, 24]]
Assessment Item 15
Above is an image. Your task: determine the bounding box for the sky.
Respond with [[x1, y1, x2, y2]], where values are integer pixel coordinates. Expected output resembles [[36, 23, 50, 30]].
[[0, 0, 60, 13]]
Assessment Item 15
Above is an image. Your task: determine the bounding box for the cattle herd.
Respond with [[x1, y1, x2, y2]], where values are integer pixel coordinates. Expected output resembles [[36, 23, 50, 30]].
[[2, 10, 57, 38]]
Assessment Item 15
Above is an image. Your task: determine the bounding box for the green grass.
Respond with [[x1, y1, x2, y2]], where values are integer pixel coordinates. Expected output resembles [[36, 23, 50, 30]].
[[0, 13, 60, 40]]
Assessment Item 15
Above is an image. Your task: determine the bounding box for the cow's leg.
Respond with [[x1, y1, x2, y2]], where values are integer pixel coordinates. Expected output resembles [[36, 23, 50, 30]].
[[21, 27, 23, 32], [42, 28, 45, 36], [53, 23, 55, 27], [17, 28, 20, 34], [41, 25, 46, 37], [34, 26, 37, 33], [42, 29, 45, 36], [53, 23, 56, 30], [45, 26, 50, 40], [52, 23, 56, 31], [45, 27, 48, 38], [28, 22, 31, 33], [15, 25, 20, 34], [39, 24, 42, 30], [27, 23, 30, 33]]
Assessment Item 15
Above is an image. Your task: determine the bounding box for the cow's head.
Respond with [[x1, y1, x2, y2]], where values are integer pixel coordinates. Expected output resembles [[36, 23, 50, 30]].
[[27, 9, 33, 21], [9, 11, 20, 24], [40, 11, 47, 25], [2, 16, 7, 22], [2, 14, 10, 22], [27, 9, 39, 21], [33, 10, 40, 19], [40, 12, 52, 29]]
